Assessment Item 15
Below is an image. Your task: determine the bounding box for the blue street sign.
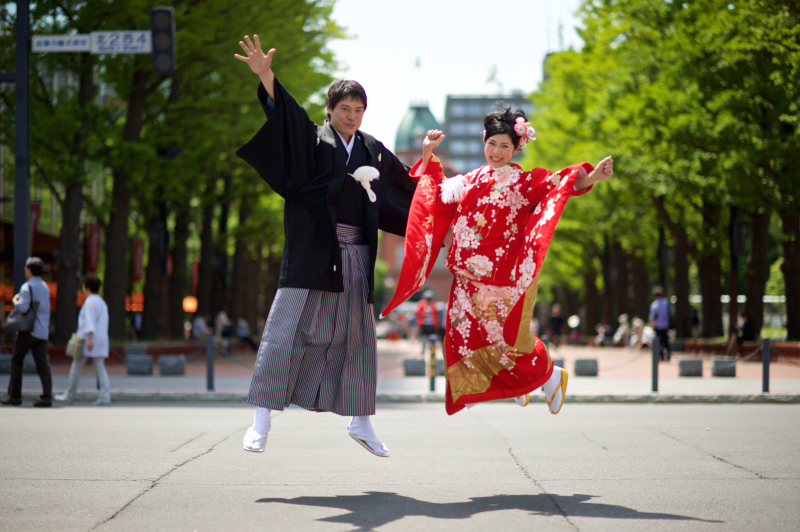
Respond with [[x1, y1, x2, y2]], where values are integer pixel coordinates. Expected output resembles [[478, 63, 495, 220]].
[[90, 31, 152, 54]]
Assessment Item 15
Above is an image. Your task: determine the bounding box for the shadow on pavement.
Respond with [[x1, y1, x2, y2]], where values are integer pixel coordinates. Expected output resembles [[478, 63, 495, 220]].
[[256, 491, 722, 530]]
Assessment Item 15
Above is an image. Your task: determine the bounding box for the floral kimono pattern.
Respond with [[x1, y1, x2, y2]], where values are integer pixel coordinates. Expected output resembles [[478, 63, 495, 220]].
[[382, 156, 593, 415]]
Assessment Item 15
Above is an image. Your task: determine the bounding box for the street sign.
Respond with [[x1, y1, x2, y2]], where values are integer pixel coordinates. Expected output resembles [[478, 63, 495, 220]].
[[32, 35, 90, 52], [90, 31, 152, 54], [33, 31, 152, 54]]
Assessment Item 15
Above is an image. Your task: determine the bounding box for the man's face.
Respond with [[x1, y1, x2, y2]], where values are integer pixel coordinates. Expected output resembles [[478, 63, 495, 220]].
[[327, 96, 365, 141]]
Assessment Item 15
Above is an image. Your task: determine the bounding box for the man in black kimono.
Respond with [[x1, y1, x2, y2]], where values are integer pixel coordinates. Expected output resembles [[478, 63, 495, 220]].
[[234, 35, 415, 457]]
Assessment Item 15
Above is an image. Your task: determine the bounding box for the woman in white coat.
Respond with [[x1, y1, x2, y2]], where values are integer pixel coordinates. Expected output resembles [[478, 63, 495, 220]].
[[55, 275, 111, 405]]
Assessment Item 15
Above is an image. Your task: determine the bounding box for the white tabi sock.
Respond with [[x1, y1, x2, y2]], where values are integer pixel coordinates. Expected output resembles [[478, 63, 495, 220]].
[[348, 415, 388, 454], [543, 366, 563, 411], [252, 407, 271, 435]]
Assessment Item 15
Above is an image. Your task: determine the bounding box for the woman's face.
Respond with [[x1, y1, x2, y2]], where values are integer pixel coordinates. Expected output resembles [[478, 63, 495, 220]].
[[484, 133, 515, 168]]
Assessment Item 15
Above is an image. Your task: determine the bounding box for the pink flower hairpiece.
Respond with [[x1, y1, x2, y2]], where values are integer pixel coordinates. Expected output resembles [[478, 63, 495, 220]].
[[513, 117, 536, 151]]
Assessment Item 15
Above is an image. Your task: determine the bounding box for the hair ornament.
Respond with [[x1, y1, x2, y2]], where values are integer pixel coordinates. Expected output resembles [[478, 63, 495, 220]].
[[513, 117, 536, 151]]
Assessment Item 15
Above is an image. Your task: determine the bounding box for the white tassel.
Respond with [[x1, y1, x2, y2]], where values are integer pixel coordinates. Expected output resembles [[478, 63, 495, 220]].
[[350, 166, 380, 202], [440, 174, 466, 204]]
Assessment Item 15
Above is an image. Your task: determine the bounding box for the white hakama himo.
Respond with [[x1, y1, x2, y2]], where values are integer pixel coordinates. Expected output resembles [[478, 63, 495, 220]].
[[247, 224, 377, 416]]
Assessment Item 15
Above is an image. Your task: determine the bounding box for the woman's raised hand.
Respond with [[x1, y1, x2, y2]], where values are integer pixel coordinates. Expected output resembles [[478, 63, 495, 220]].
[[589, 156, 614, 181], [234, 35, 275, 76], [575, 155, 613, 191], [423, 129, 445, 152]]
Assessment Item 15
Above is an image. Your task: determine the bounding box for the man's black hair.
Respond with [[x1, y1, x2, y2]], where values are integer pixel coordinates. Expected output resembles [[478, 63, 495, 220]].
[[483, 105, 527, 149], [326, 80, 367, 119], [25, 257, 44, 276], [83, 275, 102, 294]]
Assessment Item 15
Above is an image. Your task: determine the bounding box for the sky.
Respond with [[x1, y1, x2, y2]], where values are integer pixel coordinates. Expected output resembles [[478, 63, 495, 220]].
[[326, 0, 586, 151]]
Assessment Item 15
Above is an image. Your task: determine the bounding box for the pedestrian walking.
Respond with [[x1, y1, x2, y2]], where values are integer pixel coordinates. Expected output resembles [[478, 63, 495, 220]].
[[382, 111, 613, 416], [234, 35, 415, 457], [55, 275, 111, 406], [648, 287, 671, 361], [1, 257, 53, 407]]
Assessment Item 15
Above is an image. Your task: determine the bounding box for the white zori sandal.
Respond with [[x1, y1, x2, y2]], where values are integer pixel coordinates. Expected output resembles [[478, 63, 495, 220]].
[[348, 432, 390, 458], [545, 367, 569, 415], [242, 427, 268, 453], [514, 394, 530, 407]]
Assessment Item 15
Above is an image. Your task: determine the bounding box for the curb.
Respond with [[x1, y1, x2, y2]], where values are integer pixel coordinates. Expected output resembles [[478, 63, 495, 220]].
[[17, 391, 800, 405]]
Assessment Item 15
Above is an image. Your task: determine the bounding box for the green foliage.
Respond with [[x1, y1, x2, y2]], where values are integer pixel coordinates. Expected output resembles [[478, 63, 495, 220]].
[[522, 0, 799, 320], [765, 257, 785, 296], [1, 0, 343, 280]]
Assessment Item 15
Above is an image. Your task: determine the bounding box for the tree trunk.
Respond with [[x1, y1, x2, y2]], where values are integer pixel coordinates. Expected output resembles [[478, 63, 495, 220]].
[[141, 219, 165, 339], [744, 210, 771, 337], [196, 197, 216, 318], [673, 243, 692, 338], [628, 252, 651, 321], [54, 56, 94, 344], [104, 70, 148, 340], [698, 252, 724, 337], [779, 213, 800, 340], [601, 237, 612, 326], [104, 169, 132, 340], [582, 261, 601, 337], [230, 196, 251, 325], [244, 246, 261, 336], [610, 241, 630, 325], [213, 176, 233, 314], [169, 210, 190, 340], [54, 183, 83, 344]]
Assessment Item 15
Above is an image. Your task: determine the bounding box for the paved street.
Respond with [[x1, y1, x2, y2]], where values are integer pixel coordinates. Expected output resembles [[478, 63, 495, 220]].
[[1, 403, 798, 531]]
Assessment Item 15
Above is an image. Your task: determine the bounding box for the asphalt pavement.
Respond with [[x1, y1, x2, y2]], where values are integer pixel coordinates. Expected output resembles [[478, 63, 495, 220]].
[[1, 403, 798, 531]]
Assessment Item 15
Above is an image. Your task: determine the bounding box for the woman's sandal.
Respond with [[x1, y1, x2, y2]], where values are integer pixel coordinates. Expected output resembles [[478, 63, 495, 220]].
[[546, 369, 568, 415], [348, 431, 390, 457], [514, 394, 530, 407]]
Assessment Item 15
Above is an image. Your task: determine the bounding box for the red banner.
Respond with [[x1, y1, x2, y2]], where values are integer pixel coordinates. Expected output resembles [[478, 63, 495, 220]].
[[85, 223, 101, 274], [132, 239, 145, 282], [30, 202, 41, 253]]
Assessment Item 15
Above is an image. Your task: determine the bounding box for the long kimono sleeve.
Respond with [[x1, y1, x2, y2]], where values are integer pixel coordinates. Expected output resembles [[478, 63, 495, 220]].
[[380, 156, 458, 317], [503, 162, 594, 351], [235, 77, 319, 198]]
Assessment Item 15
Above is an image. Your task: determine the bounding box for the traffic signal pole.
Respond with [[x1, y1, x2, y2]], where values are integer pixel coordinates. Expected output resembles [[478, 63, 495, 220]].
[[12, 0, 31, 293]]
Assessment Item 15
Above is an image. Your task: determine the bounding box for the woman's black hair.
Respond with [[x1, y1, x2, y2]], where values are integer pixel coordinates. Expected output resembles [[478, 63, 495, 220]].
[[483, 105, 527, 149]]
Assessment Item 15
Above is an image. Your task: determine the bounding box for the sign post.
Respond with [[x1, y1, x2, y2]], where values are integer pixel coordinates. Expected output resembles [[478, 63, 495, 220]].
[[0, 1, 33, 294]]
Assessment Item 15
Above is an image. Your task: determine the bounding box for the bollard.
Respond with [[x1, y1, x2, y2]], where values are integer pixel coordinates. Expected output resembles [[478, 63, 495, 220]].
[[429, 335, 437, 392], [762, 338, 770, 393], [652, 336, 660, 393], [205, 334, 215, 392]]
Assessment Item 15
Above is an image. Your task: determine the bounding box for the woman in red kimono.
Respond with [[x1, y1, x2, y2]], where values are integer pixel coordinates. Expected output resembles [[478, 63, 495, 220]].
[[382, 107, 613, 415]]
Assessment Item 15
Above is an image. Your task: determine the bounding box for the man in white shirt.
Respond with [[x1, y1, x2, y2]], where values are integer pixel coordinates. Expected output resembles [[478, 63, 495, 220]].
[[2, 258, 53, 407]]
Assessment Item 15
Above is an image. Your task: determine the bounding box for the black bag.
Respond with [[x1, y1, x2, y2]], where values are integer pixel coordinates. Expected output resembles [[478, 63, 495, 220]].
[[4, 285, 38, 333]]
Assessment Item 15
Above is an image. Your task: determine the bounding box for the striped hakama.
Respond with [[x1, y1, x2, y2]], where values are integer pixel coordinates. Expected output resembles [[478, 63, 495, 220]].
[[247, 224, 377, 416]]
